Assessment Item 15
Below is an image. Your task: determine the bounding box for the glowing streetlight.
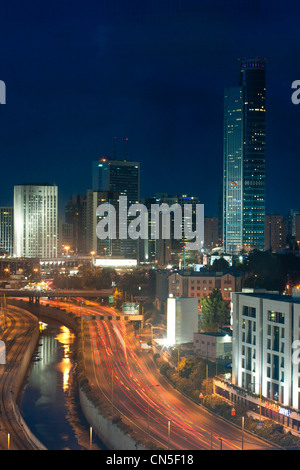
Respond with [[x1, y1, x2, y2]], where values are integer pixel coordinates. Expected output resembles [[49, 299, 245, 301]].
[[64, 246, 70, 290], [64, 245, 70, 257]]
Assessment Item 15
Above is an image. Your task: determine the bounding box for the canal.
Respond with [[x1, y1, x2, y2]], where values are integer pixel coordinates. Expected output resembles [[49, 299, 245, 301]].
[[19, 318, 106, 450]]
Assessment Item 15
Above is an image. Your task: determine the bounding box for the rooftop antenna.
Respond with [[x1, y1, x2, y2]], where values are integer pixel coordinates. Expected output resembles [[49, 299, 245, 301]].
[[113, 136, 117, 160], [124, 137, 129, 161]]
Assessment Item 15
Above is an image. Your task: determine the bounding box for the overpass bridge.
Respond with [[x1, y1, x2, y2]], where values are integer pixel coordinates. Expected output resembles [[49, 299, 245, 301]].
[[0, 288, 114, 303], [83, 313, 144, 323]]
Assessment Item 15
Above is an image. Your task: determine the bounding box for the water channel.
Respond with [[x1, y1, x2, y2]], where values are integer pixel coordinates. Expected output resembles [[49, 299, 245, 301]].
[[19, 318, 106, 450]]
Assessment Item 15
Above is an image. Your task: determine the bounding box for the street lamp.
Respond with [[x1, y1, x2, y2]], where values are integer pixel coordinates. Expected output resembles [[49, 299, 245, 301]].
[[90, 251, 95, 267], [63, 246, 70, 290], [241, 415, 244, 450]]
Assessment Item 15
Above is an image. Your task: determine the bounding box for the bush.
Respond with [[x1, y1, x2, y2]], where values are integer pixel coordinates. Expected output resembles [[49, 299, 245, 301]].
[[159, 361, 171, 376]]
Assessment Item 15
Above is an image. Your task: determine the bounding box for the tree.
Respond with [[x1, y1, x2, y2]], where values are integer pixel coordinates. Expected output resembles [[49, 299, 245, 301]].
[[177, 358, 195, 378], [209, 257, 229, 272], [200, 289, 229, 332], [189, 362, 207, 388], [113, 288, 123, 310]]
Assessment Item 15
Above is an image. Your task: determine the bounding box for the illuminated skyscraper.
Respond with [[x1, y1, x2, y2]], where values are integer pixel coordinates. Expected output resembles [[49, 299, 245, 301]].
[[264, 214, 285, 252], [14, 184, 58, 258], [92, 157, 140, 259], [92, 157, 140, 204], [65, 194, 87, 254], [86, 189, 121, 257], [223, 58, 266, 253], [0, 207, 13, 256]]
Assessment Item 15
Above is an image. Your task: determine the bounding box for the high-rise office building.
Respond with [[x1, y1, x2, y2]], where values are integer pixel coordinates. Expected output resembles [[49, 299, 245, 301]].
[[289, 209, 300, 238], [92, 157, 140, 203], [92, 157, 140, 259], [204, 216, 220, 252], [65, 194, 87, 254], [86, 190, 121, 257], [223, 58, 266, 253], [141, 193, 201, 266], [142, 193, 179, 266], [58, 221, 73, 256], [0, 207, 13, 256], [264, 214, 285, 252], [14, 184, 58, 258]]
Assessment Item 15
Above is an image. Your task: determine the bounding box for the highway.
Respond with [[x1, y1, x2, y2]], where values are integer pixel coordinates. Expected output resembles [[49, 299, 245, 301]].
[[33, 297, 275, 451], [0, 305, 46, 450]]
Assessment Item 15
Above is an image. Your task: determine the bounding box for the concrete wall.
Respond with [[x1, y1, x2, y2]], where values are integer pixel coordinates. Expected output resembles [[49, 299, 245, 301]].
[[5, 305, 47, 450], [10, 301, 151, 451], [79, 388, 148, 450], [13, 301, 79, 331]]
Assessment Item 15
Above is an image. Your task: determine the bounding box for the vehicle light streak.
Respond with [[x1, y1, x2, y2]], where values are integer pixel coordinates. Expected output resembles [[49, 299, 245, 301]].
[[23, 297, 270, 450]]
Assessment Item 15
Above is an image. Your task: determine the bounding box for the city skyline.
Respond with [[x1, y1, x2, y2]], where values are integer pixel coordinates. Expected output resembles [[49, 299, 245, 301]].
[[0, 0, 299, 220]]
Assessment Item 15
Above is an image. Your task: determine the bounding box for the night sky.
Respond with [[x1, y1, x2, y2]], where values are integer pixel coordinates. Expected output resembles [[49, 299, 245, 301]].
[[0, 0, 299, 219]]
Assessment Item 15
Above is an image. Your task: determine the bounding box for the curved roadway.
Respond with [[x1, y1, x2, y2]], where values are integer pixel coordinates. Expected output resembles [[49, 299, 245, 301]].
[[40, 298, 276, 451]]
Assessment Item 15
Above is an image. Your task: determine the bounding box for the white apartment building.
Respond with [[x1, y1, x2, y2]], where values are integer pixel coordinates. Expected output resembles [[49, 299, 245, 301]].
[[231, 289, 300, 409], [14, 184, 58, 258]]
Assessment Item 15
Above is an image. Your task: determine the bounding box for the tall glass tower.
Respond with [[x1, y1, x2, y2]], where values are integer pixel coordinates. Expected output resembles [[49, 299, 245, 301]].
[[223, 58, 266, 253], [92, 157, 140, 259]]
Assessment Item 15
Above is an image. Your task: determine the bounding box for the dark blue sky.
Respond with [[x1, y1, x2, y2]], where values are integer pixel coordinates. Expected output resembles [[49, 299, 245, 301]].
[[0, 0, 299, 219]]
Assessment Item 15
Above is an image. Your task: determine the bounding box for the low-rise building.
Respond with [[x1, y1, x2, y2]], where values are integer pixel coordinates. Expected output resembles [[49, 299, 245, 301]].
[[193, 329, 232, 363], [168, 269, 245, 304]]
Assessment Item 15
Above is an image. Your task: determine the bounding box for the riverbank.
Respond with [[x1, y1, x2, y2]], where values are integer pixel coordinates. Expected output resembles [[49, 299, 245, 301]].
[[19, 319, 105, 450], [8, 300, 156, 450], [0, 304, 46, 450]]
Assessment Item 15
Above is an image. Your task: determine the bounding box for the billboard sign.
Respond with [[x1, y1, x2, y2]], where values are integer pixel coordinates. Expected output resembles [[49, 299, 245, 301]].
[[0, 340, 6, 364], [122, 302, 139, 315]]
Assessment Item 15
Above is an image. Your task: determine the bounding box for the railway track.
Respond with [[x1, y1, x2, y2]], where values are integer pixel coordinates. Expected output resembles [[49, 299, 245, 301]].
[[0, 306, 46, 450]]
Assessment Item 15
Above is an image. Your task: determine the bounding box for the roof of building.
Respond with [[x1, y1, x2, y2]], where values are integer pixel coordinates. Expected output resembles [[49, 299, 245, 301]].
[[234, 291, 300, 304], [195, 327, 232, 337], [172, 269, 244, 278]]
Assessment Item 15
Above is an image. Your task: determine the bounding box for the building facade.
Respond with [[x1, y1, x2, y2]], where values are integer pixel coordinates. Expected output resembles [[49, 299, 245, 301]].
[[231, 290, 300, 409], [14, 184, 58, 258], [223, 58, 266, 253], [141, 193, 202, 267], [264, 214, 285, 252], [0, 207, 13, 256], [65, 194, 87, 254], [204, 217, 220, 252], [223, 86, 244, 253], [86, 190, 121, 257], [92, 157, 140, 204], [167, 297, 199, 345], [168, 270, 245, 304], [92, 157, 140, 259], [193, 330, 232, 363]]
